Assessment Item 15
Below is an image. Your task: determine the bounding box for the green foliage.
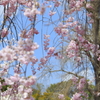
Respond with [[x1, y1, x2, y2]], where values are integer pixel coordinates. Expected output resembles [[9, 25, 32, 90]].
[[32, 92, 71, 100], [0, 77, 11, 92], [32, 92, 53, 100], [32, 81, 72, 100], [65, 96, 71, 100], [0, 77, 5, 83], [85, 83, 95, 100], [1, 85, 11, 92], [32, 79, 95, 100], [46, 80, 73, 97]]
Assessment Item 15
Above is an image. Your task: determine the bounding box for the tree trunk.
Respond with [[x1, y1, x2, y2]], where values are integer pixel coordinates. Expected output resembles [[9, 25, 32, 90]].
[[93, 65, 100, 100], [91, 1, 100, 99]]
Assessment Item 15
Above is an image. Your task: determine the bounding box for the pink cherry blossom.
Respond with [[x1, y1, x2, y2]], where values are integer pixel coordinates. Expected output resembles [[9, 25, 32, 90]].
[[48, 47, 55, 55], [40, 6, 46, 14], [71, 93, 82, 100], [10, 74, 20, 82], [58, 94, 65, 100], [86, 3, 93, 9], [44, 34, 50, 50], [0, 0, 9, 5], [49, 11, 56, 16], [72, 76, 78, 84], [40, 58, 47, 65], [54, 1, 61, 7], [1, 28, 9, 38]]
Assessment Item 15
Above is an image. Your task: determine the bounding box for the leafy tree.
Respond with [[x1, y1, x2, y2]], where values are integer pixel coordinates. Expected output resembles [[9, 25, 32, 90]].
[[32, 92, 54, 100], [46, 80, 72, 95]]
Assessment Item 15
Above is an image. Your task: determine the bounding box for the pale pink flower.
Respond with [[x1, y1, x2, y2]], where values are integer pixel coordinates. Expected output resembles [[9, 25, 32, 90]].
[[40, 6, 46, 14], [86, 3, 93, 9], [58, 94, 65, 100], [71, 93, 82, 100], [89, 19, 94, 23], [10, 74, 20, 82], [1, 28, 9, 37], [72, 76, 78, 84], [0, 0, 9, 5], [77, 78, 86, 90], [18, 0, 26, 4], [97, 56, 100, 61], [97, 92, 100, 96], [48, 47, 55, 55], [66, 40, 77, 50], [87, 13, 93, 17], [40, 58, 47, 65], [55, 27, 62, 35], [27, 2, 32, 7], [54, 1, 61, 7], [61, 29, 68, 36], [44, 34, 50, 50], [44, 34, 50, 39], [24, 8, 31, 17], [75, 57, 81, 62], [67, 17, 74, 22], [24, 76, 36, 87], [23, 93, 28, 98], [49, 11, 56, 16]]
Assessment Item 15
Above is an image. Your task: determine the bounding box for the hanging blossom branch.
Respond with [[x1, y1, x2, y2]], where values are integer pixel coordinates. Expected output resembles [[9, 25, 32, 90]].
[[0, 0, 46, 100]]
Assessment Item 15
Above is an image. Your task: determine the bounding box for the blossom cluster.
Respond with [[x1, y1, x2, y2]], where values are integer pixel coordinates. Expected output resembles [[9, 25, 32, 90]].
[[1, 28, 9, 38], [0, 27, 39, 99], [38, 47, 55, 69], [20, 28, 39, 38], [44, 34, 50, 50], [0, 38, 39, 65], [71, 77, 88, 100], [0, 74, 36, 100], [0, 0, 26, 17], [58, 94, 65, 100]]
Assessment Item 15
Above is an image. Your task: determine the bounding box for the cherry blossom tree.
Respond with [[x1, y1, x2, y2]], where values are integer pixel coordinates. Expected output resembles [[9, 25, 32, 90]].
[[0, 0, 100, 100]]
